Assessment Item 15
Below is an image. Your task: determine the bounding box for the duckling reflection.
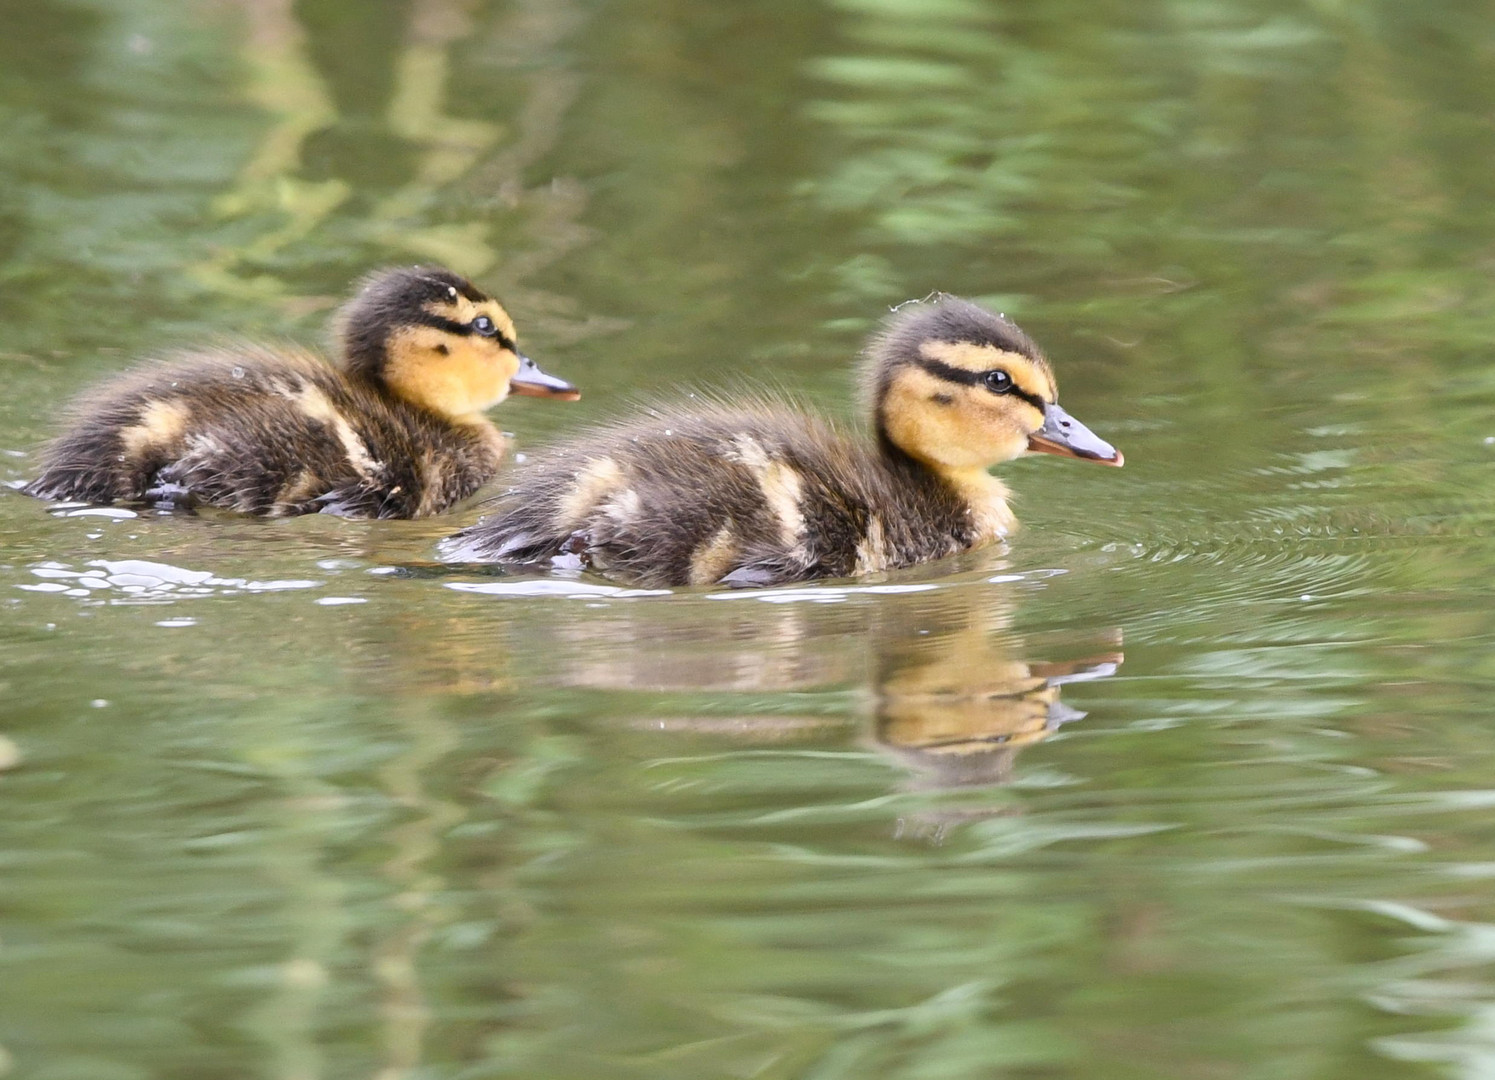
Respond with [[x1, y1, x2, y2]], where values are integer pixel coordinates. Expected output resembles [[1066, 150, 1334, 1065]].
[[875, 632, 1122, 789], [396, 578, 1122, 792]]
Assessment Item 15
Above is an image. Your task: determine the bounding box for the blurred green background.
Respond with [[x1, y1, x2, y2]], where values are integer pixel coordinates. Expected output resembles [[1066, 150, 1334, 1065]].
[[4, 1, 1495, 1077]]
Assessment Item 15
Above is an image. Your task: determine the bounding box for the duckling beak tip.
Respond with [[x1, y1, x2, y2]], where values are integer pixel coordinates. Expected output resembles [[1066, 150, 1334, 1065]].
[[1027, 403, 1122, 467], [509, 354, 580, 401]]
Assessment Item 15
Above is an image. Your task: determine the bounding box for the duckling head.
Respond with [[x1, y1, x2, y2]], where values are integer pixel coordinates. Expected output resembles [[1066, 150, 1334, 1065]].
[[336, 266, 579, 420], [866, 295, 1122, 473]]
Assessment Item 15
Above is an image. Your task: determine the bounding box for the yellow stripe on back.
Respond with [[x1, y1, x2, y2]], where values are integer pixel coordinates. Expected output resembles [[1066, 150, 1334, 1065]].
[[120, 399, 191, 458]]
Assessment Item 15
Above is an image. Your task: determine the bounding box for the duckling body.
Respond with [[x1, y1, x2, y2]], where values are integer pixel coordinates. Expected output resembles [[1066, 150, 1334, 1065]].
[[25, 267, 577, 519], [28, 346, 507, 518], [442, 295, 1121, 586]]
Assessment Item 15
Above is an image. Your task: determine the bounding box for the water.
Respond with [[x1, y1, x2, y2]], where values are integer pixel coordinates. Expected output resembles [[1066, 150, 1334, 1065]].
[[4, 1, 1495, 1076]]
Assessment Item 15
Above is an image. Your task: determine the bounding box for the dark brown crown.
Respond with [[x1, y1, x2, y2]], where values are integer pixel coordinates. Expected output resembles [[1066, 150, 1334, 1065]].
[[337, 266, 491, 379], [861, 294, 1050, 410]]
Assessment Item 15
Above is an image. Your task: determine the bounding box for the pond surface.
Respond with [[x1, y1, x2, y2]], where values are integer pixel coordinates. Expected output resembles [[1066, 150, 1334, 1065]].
[[4, 1, 1495, 1077]]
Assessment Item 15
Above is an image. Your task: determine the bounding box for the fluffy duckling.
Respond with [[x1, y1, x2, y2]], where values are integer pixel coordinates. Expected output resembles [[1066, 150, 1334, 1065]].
[[24, 267, 578, 519], [440, 295, 1119, 586]]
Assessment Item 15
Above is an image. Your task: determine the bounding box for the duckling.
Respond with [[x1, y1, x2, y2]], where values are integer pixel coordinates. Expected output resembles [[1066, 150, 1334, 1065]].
[[440, 294, 1120, 586], [23, 266, 578, 519]]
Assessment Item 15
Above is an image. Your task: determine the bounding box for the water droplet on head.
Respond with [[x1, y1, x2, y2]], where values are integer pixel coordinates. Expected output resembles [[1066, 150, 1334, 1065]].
[[231, 366, 245, 379]]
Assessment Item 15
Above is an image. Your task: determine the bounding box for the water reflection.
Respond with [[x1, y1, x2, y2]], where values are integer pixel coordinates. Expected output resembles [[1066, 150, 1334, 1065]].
[[202, 0, 505, 293], [456, 576, 1126, 798], [196, 0, 607, 346], [10, 549, 1123, 803]]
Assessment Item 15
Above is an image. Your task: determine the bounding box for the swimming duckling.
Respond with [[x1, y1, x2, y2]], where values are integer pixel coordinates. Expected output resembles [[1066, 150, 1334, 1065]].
[[440, 294, 1120, 586], [24, 266, 578, 519]]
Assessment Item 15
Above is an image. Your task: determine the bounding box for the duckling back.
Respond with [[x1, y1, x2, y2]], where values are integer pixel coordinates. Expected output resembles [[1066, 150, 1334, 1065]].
[[440, 400, 981, 587], [25, 346, 505, 518]]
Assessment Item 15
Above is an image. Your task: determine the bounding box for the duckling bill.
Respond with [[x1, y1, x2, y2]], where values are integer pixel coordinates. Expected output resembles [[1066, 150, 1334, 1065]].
[[440, 294, 1120, 586], [24, 266, 578, 518]]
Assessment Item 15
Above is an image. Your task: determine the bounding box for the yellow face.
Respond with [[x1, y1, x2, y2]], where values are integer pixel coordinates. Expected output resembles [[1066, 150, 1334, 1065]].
[[880, 340, 1056, 471], [382, 294, 523, 420]]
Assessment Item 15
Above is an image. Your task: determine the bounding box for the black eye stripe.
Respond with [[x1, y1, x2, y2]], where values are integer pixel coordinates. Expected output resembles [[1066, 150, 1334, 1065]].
[[912, 357, 1047, 410], [414, 312, 517, 352], [415, 313, 470, 335]]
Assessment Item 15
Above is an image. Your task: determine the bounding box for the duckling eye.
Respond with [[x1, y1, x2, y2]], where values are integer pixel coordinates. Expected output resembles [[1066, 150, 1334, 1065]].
[[472, 315, 497, 337], [984, 370, 1013, 394]]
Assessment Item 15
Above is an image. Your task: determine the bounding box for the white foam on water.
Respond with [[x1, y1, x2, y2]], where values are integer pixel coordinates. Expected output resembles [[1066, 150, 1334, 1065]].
[[445, 579, 671, 599], [705, 582, 938, 604], [63, 507, 137, 519], [16, 559, 325, 602]]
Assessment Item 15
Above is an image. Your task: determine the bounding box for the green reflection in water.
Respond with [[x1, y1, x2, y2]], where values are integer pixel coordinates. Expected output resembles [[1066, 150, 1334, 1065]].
[[4, 0, 1495, 1078]]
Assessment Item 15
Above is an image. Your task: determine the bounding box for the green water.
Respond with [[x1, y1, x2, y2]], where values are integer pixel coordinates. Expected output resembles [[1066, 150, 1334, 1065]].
[[4, 0, 1495, 1076]]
